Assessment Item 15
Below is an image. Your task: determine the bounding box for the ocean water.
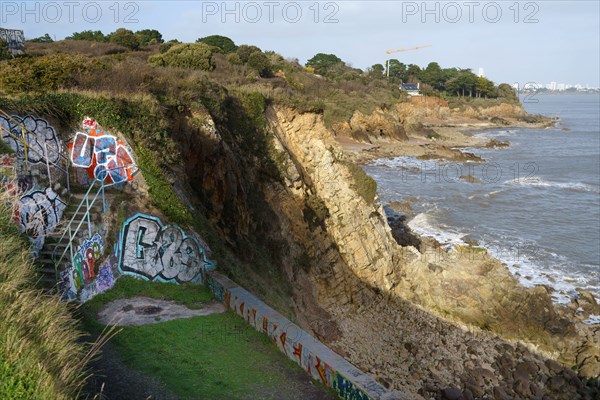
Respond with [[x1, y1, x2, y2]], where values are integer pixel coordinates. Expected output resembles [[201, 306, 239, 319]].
[[364, 94, 600, 306]]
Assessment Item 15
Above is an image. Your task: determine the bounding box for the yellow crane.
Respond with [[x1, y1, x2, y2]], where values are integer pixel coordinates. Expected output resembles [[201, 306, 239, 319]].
[[385, 44, 432, 77]]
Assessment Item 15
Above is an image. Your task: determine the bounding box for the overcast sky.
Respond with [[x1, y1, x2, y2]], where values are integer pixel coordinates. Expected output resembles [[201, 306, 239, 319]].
[[4, 1, 600, 86]]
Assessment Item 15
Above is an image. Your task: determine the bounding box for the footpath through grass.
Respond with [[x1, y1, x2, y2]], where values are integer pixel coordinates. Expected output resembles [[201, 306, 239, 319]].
[[83, 277, 336, 400]]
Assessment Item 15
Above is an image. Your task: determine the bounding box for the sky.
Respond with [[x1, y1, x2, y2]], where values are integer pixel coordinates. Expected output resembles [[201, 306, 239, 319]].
[[2, 1, 599, 87]]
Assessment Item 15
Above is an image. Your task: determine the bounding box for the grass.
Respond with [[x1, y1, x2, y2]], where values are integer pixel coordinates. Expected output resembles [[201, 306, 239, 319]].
[[110, 312, 307, 399], [0, 188, 92, 400], [81, 276, 328, 400]]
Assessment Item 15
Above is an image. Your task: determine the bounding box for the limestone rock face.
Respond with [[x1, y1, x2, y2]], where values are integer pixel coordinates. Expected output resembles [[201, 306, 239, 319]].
[[263, 104, 598, 399]]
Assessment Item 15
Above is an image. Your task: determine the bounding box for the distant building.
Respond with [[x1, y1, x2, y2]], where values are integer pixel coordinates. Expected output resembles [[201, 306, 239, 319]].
[[549, 82, 557, 91], [478, 67, 485, 78], [0, 28, 25, 56], [400, 83, 421, 96]]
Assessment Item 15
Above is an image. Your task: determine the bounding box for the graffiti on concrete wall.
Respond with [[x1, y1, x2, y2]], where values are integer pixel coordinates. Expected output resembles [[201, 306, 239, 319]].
[[118, 213, 215, 284], [69, 129, 136, 185], [332, 373, 371, 400], [61, 261, 116, 303], [17, 187, 66, 254], [82, 117, 97, 130], [73, 233, 104, 286], [0, 28, 25, 56], [0, 115, 61, 165]]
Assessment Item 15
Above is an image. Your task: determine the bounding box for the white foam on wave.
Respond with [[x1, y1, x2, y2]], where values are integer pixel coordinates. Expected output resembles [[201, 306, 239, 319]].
[[406, 211, 599, 305], [474, 129, 518, 139], [407, 212, 469, 250], [504, 177, 600, 194]]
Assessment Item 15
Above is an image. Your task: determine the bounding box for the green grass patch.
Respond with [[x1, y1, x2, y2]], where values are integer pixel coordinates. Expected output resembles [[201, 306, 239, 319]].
[[342, 161, 377, 205], [109, 311, 310, 400]]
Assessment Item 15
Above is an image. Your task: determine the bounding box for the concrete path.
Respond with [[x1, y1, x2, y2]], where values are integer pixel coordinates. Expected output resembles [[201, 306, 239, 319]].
[[97, 296, 226, 326]]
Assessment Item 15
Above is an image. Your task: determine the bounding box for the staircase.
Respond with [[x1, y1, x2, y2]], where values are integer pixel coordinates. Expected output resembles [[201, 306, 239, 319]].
[[35, 189, 105, 289]]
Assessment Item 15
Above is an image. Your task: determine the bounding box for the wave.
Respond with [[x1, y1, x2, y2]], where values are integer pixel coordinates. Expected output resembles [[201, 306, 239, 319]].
[[503, 177, 600, 194], [406, 211, 600, 305]]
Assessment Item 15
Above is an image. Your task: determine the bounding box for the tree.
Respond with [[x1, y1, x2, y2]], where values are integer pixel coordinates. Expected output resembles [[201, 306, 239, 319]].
[[0, 39, 10, 60], [108, 28, 139, 50], [66, 30, 106, 42], [420, 62, 443, 89], [305, 53, 344, 76], [497, 83, 518, 103], [135, 29, 163, 46], [387, 59, 406, 80], [247, 51, 272, 77], [236, 45, 262, 63], [369, 63, 385, 78], [196, 35, 237, 53], [28, 33, 53, 43], [406, 64, 421, 81]]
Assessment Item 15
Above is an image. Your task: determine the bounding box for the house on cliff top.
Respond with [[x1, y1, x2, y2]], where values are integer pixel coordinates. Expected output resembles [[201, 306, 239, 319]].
[[400, 83, 421, 96]]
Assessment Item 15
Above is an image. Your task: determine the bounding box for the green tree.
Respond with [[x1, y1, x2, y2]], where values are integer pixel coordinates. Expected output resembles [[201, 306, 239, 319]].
[[497, 83, 518, 103], [247, 51, 272, 77], [135, 29, 163, 46], [236, 45, 262, 63], [369, 63, 385, 78], [108, 28, 140, 50], [196, 35, 237, 53], [387, 59, 406, 80], [305, 53, 344, 76], [149, 43, 220, 71], [0, 39, 10, 60], [65, 30, 106, 42], [406, 64, 421, 81], [420, 62, 443, 89], [28, 33, 53, 43]]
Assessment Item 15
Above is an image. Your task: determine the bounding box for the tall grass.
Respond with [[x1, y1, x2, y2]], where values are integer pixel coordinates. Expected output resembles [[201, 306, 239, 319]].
[[0, 188, 97, 399]]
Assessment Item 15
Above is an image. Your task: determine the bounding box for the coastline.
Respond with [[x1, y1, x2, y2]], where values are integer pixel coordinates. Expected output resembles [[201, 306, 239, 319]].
[[336, 103, 600, 315]]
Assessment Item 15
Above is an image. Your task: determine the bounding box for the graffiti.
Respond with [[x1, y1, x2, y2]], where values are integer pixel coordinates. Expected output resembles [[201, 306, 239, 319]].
[[69, 129, 136, 185], [118, 213, 214, 284], [82, 117, 97, 130], [0, 28, 25, 56], [61, 262, 116, 303], [17, 187, 66, 254], [0, 115, 62, 165], [73, 233, 104, 286], [332, 373, 370, 400]]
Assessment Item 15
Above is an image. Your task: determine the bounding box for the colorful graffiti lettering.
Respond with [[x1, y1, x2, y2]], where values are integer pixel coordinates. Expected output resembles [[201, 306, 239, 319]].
[[332, 373, 370, 400], [62, 262, 116, 303], [17, 187, 66, 254], [82, 117, 97, 130], [69, 129, 136, 185], [73, 233, 104, 286], [118, 213, 215, 284], [0, 115, 61, 165]]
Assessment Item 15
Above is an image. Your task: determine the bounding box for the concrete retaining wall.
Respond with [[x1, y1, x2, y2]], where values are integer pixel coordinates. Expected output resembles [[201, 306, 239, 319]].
[[206, 272, 409, 400]]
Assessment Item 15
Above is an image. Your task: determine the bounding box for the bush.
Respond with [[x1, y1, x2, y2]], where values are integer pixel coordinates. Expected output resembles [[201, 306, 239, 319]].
[[149, 43, 220, 71], [247, 52, 272, 77], [0, 39, 9, 60], [236, 45, 261, 63]]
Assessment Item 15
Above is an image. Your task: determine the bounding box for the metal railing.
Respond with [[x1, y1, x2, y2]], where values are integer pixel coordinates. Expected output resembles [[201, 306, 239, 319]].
[[51, 164, 138, 279], [0, 109, 71, 193]]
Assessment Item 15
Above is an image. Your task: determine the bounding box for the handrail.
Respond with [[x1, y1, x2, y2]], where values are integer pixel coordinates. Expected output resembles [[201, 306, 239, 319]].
[[51, 164, 136, 278]]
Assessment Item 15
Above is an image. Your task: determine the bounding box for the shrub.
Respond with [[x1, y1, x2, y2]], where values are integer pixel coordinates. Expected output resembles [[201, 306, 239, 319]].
[[149, 43, 220, 71], [0, 39, 9, 60], [236, 45, 261, 63], [247, 52, 272, 77]]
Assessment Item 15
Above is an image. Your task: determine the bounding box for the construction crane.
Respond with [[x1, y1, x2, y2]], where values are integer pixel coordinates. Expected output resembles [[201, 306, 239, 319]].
[[385, 44, 432, 77]]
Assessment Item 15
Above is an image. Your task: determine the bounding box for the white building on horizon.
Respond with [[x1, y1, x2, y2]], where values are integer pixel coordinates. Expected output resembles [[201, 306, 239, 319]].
[[477, 67, 485, 78]]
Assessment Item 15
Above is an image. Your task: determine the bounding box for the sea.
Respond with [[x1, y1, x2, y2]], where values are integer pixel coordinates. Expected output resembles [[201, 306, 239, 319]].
[[363, 94, 600, 310]]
